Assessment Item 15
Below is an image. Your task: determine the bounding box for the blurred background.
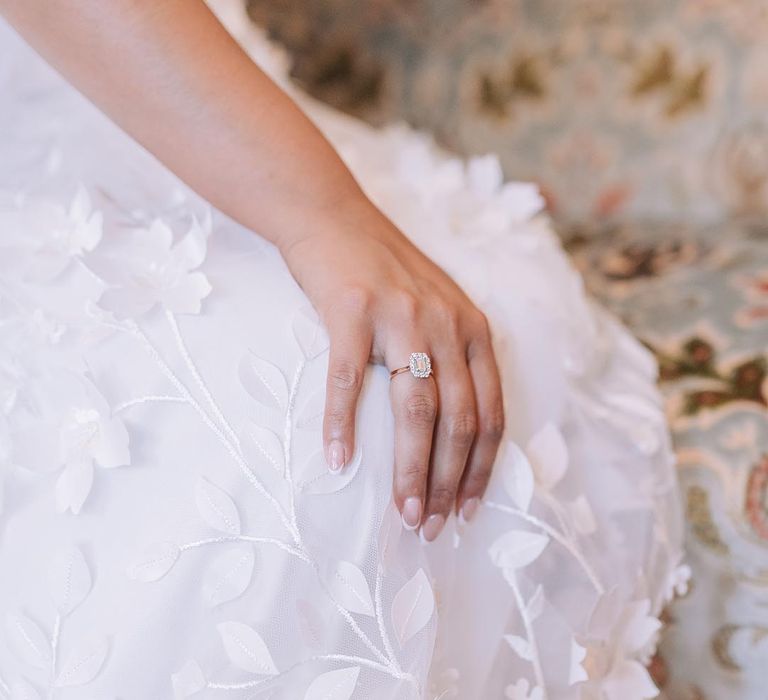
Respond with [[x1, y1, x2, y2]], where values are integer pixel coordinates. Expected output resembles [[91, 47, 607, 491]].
[[248, 0, 768, 226], [244, 3, 768, 700]]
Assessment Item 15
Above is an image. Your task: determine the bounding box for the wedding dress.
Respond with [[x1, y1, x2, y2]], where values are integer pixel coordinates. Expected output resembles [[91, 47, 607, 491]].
[[0, 3, 686, 699]]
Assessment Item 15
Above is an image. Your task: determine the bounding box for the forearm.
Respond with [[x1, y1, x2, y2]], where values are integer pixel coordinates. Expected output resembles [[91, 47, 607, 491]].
[[0, 0, 371, 250]]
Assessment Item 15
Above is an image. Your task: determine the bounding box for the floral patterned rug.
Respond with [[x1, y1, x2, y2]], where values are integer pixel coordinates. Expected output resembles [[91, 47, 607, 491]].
[[567, 221, 768, 700]]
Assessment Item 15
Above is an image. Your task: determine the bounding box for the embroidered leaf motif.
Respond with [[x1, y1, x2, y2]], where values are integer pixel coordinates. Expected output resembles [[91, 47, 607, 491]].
[[377, 500, 402, 571], [298, 447, 362, 495], [502, 441, 535, 511], [127, 541, 180, 582], [55, 460, 94, 515], [49, 545, 92, 616], [195, 477, 241, 535], [391, 568, 435, 645], [239, 353, 288, 411], [9, 679, 41, 700], [172, 659, 207, 697], [569, 639, 588, 685], [326, 560, 375, 617], [304, 666, 360, 700], [6, 613, 51, 669], [296, 390, 325, 430], [203, 547, 255, 607], [526, 585, 545, 623], [242, 423, 285, 475], [54, 637, 108, 686], [293, 307, 329, 360], [505, 634, 533, 661], [489, 531, 549, 571], [527, 423, 568, 490], [217, 621, 278, 675], [568, 495, 597, 535], [296, 599, 325, 650]]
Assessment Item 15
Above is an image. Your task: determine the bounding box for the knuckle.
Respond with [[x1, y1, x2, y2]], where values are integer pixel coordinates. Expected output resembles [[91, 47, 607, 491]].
[[433, 300, 461, 337], [464, 464, 493, 492], [444, 412, 477, 446], [404, 392, 438, 426], [329, 360, 363, 394], [428, 483, 457, 511], [392, 291, 420, 324], [338, 285, 373, 316], [398, 461, 428, 492], [480, 403, 505, 442]]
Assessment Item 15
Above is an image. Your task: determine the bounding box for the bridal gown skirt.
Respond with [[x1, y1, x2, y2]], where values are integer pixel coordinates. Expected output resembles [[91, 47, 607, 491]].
[[0, 4, 685, 699]]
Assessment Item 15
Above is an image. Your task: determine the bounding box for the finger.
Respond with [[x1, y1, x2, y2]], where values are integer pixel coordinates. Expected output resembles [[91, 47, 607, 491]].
[[323, 316, 372, 473], [422, 356, 476, 542], [459, 328, 504, 522], [389, 349, 438, 532]]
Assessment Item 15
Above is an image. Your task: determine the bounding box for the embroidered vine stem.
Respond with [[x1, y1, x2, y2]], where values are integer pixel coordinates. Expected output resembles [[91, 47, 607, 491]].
[[375, 560, 399, 672], [206, 653, 418, 691], [125, 321, 300, 543], [484, 500, 605, 594], [166, 311, 241, 450], [179, 535, 308, 562], [123, 317, 402, 679], [507, 570, 548, 700], [114, 394, 186, 414], [283, 359, 305, 533], [48, 612, 61, 699], [0, 671, 9, 699]]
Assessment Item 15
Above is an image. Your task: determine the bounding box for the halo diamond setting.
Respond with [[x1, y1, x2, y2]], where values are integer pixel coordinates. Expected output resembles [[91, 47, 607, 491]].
[[409, 352, 432, 378]]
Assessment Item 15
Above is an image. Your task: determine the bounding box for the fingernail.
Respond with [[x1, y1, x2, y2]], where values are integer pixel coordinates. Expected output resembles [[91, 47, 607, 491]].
[[328, 440, 345, 473], [421, 514, 446, 542], [401, 497, 422, 530], [461, 498, 480, 523]]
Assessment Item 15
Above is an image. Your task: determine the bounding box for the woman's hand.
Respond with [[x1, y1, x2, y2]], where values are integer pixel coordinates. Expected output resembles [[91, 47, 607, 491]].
[[283, 199, 505, 541], [0, 0, 504, 540]]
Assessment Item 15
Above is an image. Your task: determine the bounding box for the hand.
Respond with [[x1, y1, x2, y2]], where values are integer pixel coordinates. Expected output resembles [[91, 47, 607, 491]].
[[282, 198, 505, 542]]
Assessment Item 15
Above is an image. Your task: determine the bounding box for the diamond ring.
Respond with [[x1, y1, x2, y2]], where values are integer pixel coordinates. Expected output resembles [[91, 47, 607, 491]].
[[390, 352, 433, 380]]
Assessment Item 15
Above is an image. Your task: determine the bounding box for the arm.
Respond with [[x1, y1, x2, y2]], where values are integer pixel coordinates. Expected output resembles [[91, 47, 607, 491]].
[[1, 0, 504, 541]]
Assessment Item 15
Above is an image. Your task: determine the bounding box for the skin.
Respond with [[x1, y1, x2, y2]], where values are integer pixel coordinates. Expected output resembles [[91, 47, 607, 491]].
[[1, 0, 505, 542]]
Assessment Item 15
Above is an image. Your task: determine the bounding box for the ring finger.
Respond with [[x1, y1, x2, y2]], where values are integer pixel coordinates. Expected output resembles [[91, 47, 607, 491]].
[[388, 345, 438, 532]]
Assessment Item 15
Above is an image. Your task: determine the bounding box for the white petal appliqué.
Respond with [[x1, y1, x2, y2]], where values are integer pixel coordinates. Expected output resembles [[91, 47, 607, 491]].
[[172, 659, 207, 698], [49, 545, 92, 616], [568, 495, 597, 535], [195, 477, 241, 535], [6, 613, 51, 669], [527, 423, 569, 490], [203, 547, 255, 607], [391, 568, 435, 645], [489, 531, 549, 571], [296, 390, 325, 430], [502, 441, 535, 511], [326, 560, 375, 617], [239, 353, 288, 411], [304, 666, 360, 700], [127, 541, 180, 582], [217, 621, 278, 675], [569, 639, 588, 685], [505, 634, 533, 661], [55, 460, 94, 515], [54, 637, 108, 686]]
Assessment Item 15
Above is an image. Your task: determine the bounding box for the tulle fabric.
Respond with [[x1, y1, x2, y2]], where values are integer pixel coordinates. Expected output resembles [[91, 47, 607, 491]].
[[0, 3, 685, 699]]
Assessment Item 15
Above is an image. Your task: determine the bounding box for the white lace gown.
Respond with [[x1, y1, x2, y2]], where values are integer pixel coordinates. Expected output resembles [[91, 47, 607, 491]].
[[0, 4, 686, 699]]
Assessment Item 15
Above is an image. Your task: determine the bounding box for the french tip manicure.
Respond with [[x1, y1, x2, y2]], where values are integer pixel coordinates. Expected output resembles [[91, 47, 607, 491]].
[[401, 497, 422, 530], [327, 440, 345, 473], [421, 513, 446, 543], [461, 497, 480, 523]]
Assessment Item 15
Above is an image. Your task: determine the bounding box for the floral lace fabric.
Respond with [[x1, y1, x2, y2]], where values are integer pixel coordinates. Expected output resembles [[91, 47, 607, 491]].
[[0, 3, 685, 699]]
